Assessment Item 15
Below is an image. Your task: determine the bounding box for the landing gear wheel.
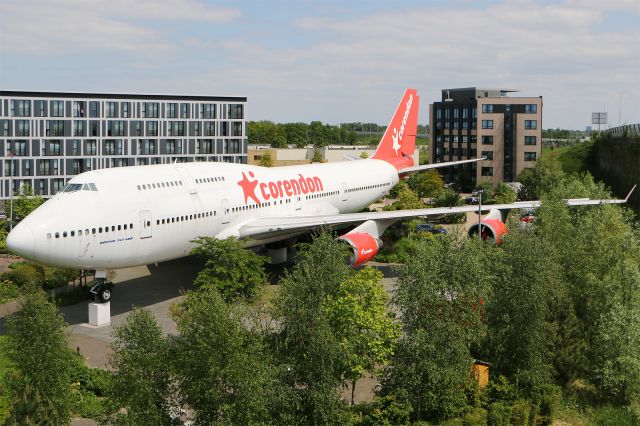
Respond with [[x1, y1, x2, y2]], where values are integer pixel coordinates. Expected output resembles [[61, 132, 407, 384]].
[[98, 287, 111, 303], [89, 279, 113, 303]]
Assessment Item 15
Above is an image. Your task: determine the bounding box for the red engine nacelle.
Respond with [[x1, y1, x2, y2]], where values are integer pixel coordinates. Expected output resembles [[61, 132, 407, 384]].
[[467, 209, 508, 244], [338, 232, 381, 267]]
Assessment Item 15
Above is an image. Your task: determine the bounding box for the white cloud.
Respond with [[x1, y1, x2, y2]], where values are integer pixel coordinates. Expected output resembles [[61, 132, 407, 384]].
[[0, 0, 240, 54]]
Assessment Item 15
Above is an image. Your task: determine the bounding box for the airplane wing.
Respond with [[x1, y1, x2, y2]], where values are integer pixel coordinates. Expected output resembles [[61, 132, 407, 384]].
[[218, 187, 635, 240], [398, 157, 486, 174]]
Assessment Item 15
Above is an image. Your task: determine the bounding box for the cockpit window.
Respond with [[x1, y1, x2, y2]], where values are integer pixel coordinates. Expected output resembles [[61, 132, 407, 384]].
[[62, 183, 98, 192]]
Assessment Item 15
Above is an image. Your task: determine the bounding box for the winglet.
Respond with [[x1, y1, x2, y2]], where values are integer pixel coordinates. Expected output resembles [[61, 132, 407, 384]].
[[625, 185, 637, 202]]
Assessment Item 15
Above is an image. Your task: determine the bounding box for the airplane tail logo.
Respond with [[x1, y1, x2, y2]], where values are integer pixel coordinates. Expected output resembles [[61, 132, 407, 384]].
[[372, 88, 419, 168]]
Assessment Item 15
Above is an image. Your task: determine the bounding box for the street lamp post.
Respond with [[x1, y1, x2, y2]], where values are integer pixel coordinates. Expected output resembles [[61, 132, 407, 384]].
[[477, 189, 483, 241], [8, 150, 15, 231]]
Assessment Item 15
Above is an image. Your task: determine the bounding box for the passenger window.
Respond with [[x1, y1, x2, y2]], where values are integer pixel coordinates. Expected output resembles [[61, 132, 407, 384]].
[[71, 231, 75, 237], [55, 232, 59, 238], [118, 225, 121, 231], [142, 185, 147, 189], [137, 185, 141, 190], [47, 233, 51, 239], [63, 231, 67, 237], [92, 228, 96, 234], [99, 227, 103, 233], [111, 226, 115, 231], [123, 224, 127, 230], [85, 229, 89, 234], [130, 223, 133, 228]]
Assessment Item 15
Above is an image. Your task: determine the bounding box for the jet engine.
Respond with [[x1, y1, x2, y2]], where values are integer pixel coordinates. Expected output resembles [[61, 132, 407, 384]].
[[338, 232, 382, 267], [467, 209, 508, 244]]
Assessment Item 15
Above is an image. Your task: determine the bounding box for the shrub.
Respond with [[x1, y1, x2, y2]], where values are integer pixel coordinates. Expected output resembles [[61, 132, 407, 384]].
[[594, 405, 637, 426], [352, 392, 412, 425], [535, 384, 562, 424], [510, 399, 531, 425], [488, 402, 511, 426], [463, 407, 488, 426], [0, 280, 19, 303], [1, 263, 44, 287]]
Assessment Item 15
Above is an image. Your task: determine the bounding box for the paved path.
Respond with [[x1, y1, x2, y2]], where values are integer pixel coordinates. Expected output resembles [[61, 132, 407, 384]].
[[63, 256, 202, 368]]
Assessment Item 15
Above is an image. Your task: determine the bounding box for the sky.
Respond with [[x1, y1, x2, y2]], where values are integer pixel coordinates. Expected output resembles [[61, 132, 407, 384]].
[[0, 0, 638, 129]]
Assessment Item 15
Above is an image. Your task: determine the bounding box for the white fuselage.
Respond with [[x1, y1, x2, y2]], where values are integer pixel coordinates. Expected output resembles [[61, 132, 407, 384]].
[[10, 160, 399, 270]]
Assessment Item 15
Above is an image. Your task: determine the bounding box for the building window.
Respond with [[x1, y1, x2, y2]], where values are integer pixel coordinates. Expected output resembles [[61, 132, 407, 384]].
[[198, 139, 213, 154], [121, 102, 130, 118], [482, 120, 494, 129], [138, 139, 156, 155], [46, 141, 61, 156], [453, 108, 459, 119], [525, 120, 537, 129], [472, 107, 477, 119], [481, 104, 494, 113], [225, 139, 241, 154], [180, 103, 189, 119], [436, 109, 442, 119], [165, 140, 181, 154], [444, 109, 450, 119], [73, 101, 84, 117], [105, 102, 117, 118], [482, 135, 493, 145], [201, 104, 216, 119], [35, 100, 46, 117], [524, 152, 537, 161], [167, 103, 178, 119], [51, 101, 64, 117], [11, 100, 31, 117], [89, 101, 99, 117], [229, 104, 243, 119], [462, 108, 468, 119], [108, 121, 125, 137], [86, 140, 97, 155], [38, 160, 51, 175], [87, 121, 98, 137], [232, 122, 243, 136], [481, 150, 493, 160], [168, 121, 185, 136], [142, 102, 159, 118], [46, 120, 65, 137], [525, 136, 536, 145], [104, 140, 123, 155], [204, 121, 216, 136], [462, 121, 468, 129], [70, 140, 80, 155], [146, 121, 158, 136], [73, 120, 85, 136], [525, 104, 537, 113], [11, 141, 27, 156], [16, 120, 29, 137], [481, 167, 493, 176], [53, 179, 64, 194], [131, 121, 143, 136]]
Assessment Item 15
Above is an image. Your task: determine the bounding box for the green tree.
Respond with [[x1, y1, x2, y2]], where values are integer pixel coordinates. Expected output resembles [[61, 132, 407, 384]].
[[311, 149, 324, 163], [5, 289, 74, 424], [432, 187, 465, 223], [172, 288, 283, 425], [259, 152, 274, 167], [190, 237, 268, 302], [482, 228, 565, 394], [517, 156, 565, 200], [283, 122, 309, 148], [12, 185, 44, 222], [407, 170, 444, 199], [383, 237, 491, 422], [274, 232, 352, 422], [272, 126, 287, 148], [248, 121, 278, 146], [493, 182, 516, 204], [109, 308, 173, 425], [309, 121, 328, 147], [322, 267, 399, 404]]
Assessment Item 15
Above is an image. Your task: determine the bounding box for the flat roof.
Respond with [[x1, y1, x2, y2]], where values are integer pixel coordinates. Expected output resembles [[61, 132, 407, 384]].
[[442, 87, 519, 93], [0, 90, 247, 102]]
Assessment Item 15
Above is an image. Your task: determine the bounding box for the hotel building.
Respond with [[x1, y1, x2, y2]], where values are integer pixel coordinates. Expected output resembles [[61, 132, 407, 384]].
[[0, 91, 248, 199]]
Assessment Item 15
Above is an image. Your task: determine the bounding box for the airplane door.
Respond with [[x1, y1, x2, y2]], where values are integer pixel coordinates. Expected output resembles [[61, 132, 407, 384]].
[[221, 199, 230, 224], [139, 210, 153, 239], [295, 196, 302, 211], [342, 182, 348, 201]]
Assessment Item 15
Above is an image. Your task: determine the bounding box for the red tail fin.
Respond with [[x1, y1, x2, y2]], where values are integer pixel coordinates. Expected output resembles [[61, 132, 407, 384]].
[[372, 88, 419, 169]]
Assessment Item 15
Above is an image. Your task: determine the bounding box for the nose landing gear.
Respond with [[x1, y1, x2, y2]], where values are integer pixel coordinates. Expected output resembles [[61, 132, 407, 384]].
[[88, 278, 113, 303]]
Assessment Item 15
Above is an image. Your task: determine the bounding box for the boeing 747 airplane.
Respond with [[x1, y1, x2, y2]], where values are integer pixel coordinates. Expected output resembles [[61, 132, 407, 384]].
[[6, 89, 633, 302]]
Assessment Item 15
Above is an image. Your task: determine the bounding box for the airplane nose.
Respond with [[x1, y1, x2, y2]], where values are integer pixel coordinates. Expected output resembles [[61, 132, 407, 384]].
[[6, 223, 35, 259]]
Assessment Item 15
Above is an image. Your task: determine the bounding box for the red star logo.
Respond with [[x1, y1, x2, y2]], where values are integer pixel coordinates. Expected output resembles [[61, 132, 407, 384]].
[[237, 171, 260, 204]]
